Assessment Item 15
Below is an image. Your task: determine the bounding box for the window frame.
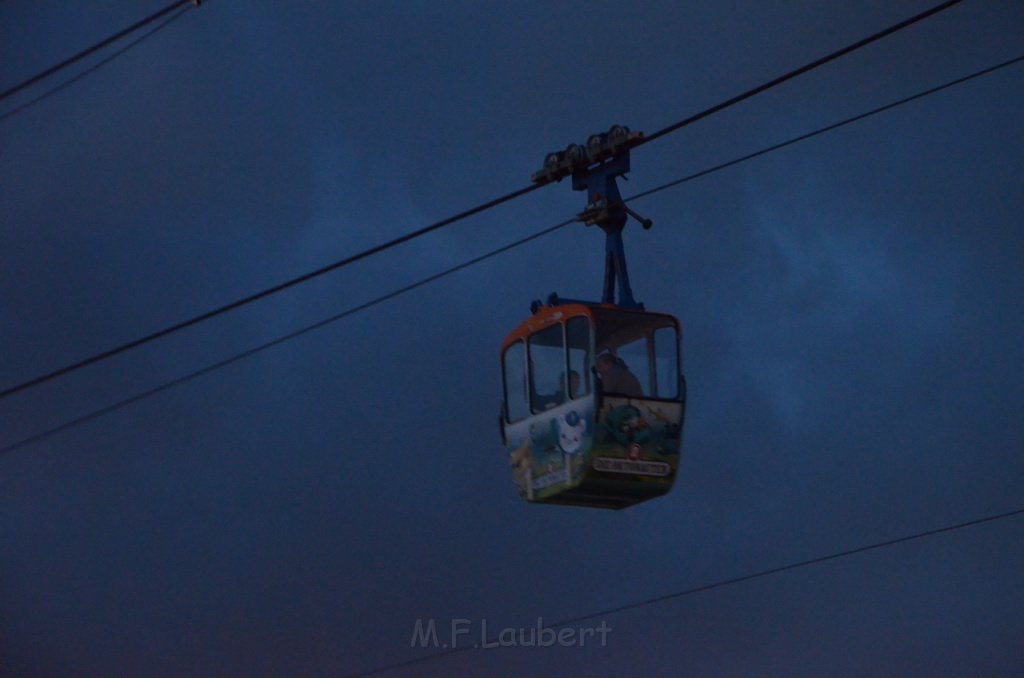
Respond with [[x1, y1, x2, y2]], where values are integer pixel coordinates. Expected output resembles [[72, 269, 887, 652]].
[[650, 324, 680, 401], [527, 322, 567, 414], [591, 309, 682, 403], [501, 339, 529, 423], [565, 315, 594, 401]]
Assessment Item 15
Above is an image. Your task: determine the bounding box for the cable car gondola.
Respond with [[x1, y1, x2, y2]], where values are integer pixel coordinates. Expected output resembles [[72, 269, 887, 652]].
[[499, 126, 686, 509]]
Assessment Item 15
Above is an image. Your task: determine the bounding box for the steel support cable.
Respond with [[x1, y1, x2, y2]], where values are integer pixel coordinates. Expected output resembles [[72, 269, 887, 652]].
[[0, 0, 200, 104], [347, 506, 1024, 677], [2, 54, 1020, 455], [0, 0, 962, 400], [634, 0, 964, 148], [0, 220, 576, 455], [0, 181, 543, 400], [626, 54, 1024, 205], [0, 7, 194, 123]]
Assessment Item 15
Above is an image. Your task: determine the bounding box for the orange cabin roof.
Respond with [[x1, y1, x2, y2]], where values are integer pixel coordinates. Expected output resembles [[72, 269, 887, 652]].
[[500, 303, 594, 354], [500, 303, 679, 354]]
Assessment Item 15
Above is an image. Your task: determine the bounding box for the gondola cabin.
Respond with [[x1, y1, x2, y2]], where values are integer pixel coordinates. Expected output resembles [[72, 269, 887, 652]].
[[500, 300, 685, 509], [502, 123, 686, 508]]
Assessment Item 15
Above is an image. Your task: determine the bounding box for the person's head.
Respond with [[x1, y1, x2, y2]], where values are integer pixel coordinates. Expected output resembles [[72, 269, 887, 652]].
[[595, 353, 616, 375], [567, 370, 581, 393]]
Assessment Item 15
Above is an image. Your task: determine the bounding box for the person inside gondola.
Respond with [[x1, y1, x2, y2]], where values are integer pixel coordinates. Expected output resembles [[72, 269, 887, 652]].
[[595, 352, 642, 397]]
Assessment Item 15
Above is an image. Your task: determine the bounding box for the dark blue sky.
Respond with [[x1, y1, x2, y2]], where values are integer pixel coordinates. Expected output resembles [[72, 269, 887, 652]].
[[2, 1, 1022, 675]]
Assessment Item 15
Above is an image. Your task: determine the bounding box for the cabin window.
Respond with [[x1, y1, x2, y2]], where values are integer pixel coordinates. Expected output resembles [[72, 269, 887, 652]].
[[653, 326, 679, 399], [566, 316, 592, 399], [614, 336, 652, 396], [592, 309, 680, 400], [528, 323, 565, 413], [503, 341, 529, 422]]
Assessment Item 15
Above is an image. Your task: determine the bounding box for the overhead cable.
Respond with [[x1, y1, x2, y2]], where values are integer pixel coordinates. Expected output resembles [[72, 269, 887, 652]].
[[4, 53, 1020, 454], [0, 6, 194, 122], [0, 0, 201, 104], [348, 506, 1024, 677], [636, 0, 964, 148], [627, 54, 1024, 204], [0, 0, 962, 400], [0, 220, 575, 455], [0, 181, 543, 400]]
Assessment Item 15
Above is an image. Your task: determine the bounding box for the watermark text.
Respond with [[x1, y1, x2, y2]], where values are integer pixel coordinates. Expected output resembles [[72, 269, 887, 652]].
[[410, 617, 611, 649]]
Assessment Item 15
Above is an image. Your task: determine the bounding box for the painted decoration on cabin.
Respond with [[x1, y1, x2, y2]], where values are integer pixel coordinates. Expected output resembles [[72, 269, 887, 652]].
[[506, 401, 592, 501], [590, 398, 682, 479]]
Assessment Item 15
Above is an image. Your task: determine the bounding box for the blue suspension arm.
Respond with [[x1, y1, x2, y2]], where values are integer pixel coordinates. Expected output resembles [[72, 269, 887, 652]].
[[532, 125, 652, 310]]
